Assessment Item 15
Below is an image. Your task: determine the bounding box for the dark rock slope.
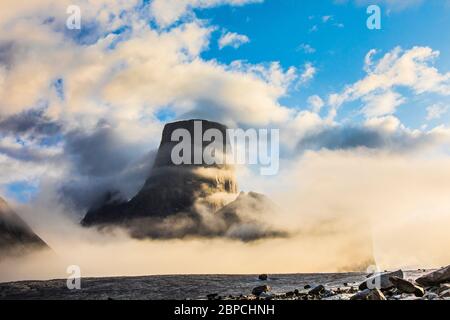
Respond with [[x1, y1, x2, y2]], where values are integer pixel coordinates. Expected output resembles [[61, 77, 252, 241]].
[[0, 197, 49, 258]]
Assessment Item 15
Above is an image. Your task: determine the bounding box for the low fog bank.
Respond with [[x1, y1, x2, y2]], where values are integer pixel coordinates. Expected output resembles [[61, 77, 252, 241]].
[[1, 149, 450, 282]]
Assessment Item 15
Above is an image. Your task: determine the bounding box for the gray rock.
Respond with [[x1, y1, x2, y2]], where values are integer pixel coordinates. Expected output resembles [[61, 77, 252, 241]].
[[252, 285, 271, 296], [389, 276, 424, 297], [285, 291, 295, 297], [416, 265, 450, 287], [359, 270, 403, 291], [259, 292, 274, 299], [438, 283, 450, 294], [308, 284, 325, 296], [258, 274, 268, 281], [207, 293, 218, 300], [350, 288, 387, 300], [440, 290, 450, 298], [422, 292, 439, 300]]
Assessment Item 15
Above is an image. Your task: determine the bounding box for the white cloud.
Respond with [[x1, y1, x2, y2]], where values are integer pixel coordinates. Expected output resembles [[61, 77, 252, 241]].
[[0, 136, 65, 185], [150, 0, 264, 27], [297, 43, 316, 54], [309, 25, 318, 33], [364, 49, 378, 72], [361, 90, 406, 118], [0, 0, 299, 198], [426, 103, 449, 121], [329, 46, 450, 120], [364, 115, 402, 133], [298, 62, 316, 86], [307, 95, 324, 113], [322, 15, 333, 22], [218, 31, 250, 49]]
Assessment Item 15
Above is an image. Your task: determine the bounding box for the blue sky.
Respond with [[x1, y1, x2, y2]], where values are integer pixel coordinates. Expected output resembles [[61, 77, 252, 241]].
[[198, 0, 450, 128]]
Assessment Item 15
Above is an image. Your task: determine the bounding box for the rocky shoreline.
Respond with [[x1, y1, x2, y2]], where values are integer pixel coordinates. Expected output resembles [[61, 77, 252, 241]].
[[1, 267, 449, 300], [206, 266, 450, 301]]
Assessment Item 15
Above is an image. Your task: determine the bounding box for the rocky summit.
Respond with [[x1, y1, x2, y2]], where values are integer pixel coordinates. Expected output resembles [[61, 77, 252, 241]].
[[82, 119, 238, 226], [0, 197, 49, 259]]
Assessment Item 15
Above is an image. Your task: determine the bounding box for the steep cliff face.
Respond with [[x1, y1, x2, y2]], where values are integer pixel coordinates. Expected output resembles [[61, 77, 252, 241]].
[[0, 197, 49, 258], [82, 119, 238, 226]]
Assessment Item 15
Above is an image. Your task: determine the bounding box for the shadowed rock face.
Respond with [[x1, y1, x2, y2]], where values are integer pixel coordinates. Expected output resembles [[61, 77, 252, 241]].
[[0, 197, 49, 258], [153, 119, 232, 169], [82, 120, 238, 226]]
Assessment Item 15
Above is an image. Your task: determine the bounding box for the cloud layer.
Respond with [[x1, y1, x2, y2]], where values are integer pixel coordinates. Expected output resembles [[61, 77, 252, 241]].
[[0, 0, 450, 279]]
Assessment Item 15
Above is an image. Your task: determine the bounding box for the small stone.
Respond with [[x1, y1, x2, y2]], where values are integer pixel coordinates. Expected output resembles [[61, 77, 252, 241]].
[[322, 289, 335, 298], [304, 284, 311, 289], [308, 285, 325, 296], [207, 293, 218, 300], [423, 292, 439, 300], [258, 274, 268, 281], [259, 292, 274, 299], [350, 288, 387, 301], [252, 285, 271, 296], [294, 289, 299, 295], [389, 276, 424, 297], [285, 291, 295, 297]]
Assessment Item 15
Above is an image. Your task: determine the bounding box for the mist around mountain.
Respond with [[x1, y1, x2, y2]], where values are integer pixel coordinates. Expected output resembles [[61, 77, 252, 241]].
[[81, 120, 288, 242]]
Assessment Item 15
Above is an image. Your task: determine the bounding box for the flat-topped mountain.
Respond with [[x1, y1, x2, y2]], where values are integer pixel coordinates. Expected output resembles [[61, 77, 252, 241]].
[[82, 119, 238, 226], [0, 197, 49, 258]]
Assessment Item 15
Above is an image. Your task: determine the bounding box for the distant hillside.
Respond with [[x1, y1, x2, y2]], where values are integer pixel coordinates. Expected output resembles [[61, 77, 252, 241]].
[[0, 197, 49, 259]]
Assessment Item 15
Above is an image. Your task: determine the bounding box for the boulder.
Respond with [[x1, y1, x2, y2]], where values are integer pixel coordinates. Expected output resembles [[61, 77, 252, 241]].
[[359, 270, 403, 291], [258, 274, 268, 281], [252, 285, 271, 296], [308, 285, 325, 295], [415, 265, 450, 287], [389, 276, 424, 297]]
